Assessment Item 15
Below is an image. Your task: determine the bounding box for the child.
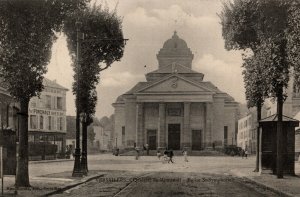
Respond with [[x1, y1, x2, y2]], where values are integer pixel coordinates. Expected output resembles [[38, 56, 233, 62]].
[[182, 150, 188, 162], [157, 150, 161, 160]]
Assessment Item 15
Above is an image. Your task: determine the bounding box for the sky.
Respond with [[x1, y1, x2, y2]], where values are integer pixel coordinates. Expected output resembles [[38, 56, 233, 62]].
[[45, 0, 245, 118]]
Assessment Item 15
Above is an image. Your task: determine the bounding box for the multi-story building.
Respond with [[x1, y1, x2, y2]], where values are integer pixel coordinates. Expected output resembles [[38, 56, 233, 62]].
[[237, 106, 268, 154], [28, 78, 68, 155], [237, 113, 256, 153], [263, 74, 300, 158]]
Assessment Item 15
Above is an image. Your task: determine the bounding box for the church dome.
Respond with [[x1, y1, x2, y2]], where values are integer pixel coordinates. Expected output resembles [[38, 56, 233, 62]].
[[162, 31, 188, 49], [157, 31, 194, 69]]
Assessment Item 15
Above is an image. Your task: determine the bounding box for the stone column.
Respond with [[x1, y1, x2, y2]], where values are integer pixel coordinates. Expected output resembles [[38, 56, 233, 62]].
[[158, 103, 166, 150], [136, 103, 144, 148], [205, 103, 213, 149], [183, 102, 191, 149]]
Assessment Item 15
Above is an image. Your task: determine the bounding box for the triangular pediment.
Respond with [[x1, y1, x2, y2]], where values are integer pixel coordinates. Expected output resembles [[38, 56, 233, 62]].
[[136, 74, 216, 93]]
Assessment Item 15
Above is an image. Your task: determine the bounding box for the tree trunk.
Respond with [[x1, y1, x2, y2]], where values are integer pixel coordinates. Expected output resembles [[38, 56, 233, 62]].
[[81, 121, 88, 175], [277, 86, 284, 178], [254, 102, 262, 172], [15, 99, 30, 187]]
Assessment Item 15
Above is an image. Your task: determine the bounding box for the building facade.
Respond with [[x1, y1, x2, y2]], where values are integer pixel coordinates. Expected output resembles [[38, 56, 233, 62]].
[[94, 125, 112, 151], [28, 78, 68, 154], [0, 85, 19, 132], [113, 32, 239, 151], [237, 113, 256, 153]]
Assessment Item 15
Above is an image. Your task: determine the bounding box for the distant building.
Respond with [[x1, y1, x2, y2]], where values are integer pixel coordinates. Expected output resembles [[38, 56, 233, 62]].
[[113, 32, 239, 151], [293, 112, 300, 158], [237, 113, 256, 153], [66, 116, 76, 149], [264, 74, 300, 118], [28, 78, 68, 155], [0, 83, 19, 131], [94, 125, 112, 151], [263, 74, 300, 158], [237, 107, 267, 154]]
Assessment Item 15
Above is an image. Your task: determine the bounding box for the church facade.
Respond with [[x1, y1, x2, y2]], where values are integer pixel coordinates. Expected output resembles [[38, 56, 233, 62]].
[[113, 32, 239, 151]]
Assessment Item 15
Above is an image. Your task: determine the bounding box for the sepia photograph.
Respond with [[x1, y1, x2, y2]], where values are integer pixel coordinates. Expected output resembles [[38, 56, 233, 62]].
[[0, 0, 300, 196]]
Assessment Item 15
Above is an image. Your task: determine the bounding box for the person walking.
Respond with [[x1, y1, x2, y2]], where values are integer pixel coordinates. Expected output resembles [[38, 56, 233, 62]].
[[182, 149, 188, 162], [146, 144, 149, 156], [157, 150, 161, 160], [163, 148, 169, 163], [135, 147, 139, 160], [168, 149, 174, 163], [241, 149, 245, 159], [245, 148, 248, 159]]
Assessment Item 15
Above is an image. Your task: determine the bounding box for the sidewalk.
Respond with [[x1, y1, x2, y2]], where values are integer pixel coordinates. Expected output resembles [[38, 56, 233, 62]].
[[1, 171, 104, 196], [230, 161, 300, 197], [0, 158, 102, 196]]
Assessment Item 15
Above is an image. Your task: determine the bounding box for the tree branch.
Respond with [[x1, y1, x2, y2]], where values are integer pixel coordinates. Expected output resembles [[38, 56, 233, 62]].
[[99, 63, 111, 72]]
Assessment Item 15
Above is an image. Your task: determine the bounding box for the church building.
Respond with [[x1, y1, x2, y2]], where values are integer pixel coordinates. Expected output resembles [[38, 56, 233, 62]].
[[113, 32, 239, 151]]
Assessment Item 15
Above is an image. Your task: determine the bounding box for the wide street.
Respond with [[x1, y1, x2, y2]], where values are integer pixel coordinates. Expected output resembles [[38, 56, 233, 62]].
[[52, 171, 279, 197], [25, 154, 300, 196]]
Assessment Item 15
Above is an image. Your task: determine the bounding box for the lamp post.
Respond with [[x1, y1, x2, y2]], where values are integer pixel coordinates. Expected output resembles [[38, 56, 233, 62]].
[[80, 112, 88, 175], [72, 19, 83, 177]]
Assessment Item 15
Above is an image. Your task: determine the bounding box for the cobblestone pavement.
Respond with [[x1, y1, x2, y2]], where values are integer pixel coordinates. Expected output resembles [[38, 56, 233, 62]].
[[52, 171, 282, 197], [2, 154, 298, 196]]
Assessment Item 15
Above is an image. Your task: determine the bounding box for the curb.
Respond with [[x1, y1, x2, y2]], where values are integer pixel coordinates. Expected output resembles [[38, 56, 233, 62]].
[[44, 173, 104, 196], [30, 159, 74, 164], [230, 170, 294, 197], [241, 176, 294, 197]]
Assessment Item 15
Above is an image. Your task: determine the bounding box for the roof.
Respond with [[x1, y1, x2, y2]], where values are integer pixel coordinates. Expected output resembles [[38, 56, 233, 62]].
[[293, 111, 300, 130], [43, 78, 68, 91], [124, 82, 149, 95], [147, 63, 199, 74], [162, 31, 188, 49], [260, 114, 299, 122]]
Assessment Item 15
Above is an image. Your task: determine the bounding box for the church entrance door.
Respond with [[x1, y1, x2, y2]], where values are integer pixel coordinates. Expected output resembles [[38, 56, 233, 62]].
[[192, 130, 202, 150], [147, 130, 157, 150], [168, 124, 181, 150]]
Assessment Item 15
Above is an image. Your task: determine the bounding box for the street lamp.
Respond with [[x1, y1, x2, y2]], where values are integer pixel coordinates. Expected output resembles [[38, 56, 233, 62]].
[[80, 112, 88, 175], [72, 19, 83, 177]]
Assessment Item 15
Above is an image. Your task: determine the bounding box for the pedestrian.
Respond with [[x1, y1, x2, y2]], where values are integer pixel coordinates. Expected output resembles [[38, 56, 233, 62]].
[[245, 149, 248, 159], [143, 145, 146, 155], [146, 144, 149, 156], [212, 142, 215, 150], [135, 147, 139, 160], [157, 150, 161, 160], [168, 149, 174, 163], [182, 148, 188, 162], [241, 149, 245, 159], [163, 148, 169, 163]]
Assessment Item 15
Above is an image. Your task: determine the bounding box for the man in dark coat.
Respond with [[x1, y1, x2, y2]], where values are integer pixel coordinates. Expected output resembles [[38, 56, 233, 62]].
[[168, 149, 174, 163]]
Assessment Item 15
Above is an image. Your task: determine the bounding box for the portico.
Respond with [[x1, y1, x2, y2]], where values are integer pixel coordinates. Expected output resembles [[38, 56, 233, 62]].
[[113, 32, 239, 151]]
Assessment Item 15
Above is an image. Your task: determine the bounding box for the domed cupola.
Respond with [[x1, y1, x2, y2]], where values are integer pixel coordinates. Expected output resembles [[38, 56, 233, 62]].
[[157, 31, 194, 69]]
